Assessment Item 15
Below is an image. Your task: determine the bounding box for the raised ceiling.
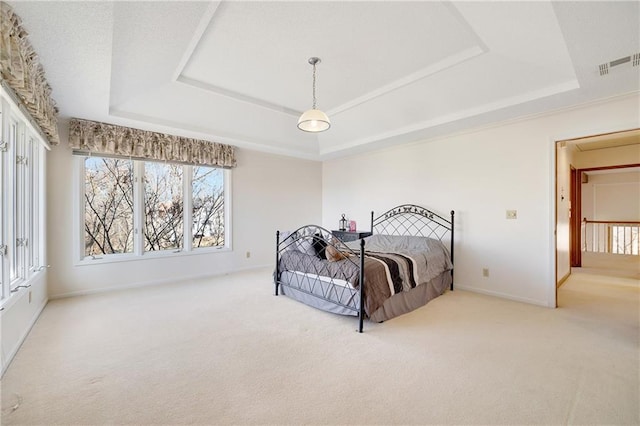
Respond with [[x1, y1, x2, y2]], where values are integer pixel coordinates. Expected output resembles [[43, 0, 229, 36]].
[[7, 1, 640, 160]]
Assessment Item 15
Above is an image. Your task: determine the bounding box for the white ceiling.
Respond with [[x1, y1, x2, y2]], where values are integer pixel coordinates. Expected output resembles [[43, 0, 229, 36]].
[[7, 1, 640, 160]]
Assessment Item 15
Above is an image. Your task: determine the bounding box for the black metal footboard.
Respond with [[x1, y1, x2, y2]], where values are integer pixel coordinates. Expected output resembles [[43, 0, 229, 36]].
[[275, 225, 367, 333]]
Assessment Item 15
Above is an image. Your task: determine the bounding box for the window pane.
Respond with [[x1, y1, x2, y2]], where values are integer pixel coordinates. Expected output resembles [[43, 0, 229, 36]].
[[0, 105, 4, 298], [29, 138, 38, 270], [144, 162, 183, 251], [10, 122, 19, 282], [192, 167, 224, 248], [84, 157, 134, 256]]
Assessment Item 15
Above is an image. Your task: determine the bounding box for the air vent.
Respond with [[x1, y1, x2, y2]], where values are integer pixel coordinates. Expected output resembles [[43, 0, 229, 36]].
[[599, 53, 640, 76], [599, 63, 609, 76]]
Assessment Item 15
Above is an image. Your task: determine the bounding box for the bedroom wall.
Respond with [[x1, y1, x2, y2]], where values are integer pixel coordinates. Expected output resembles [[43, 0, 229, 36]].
[[46, 124, 322, 298], [582, 171, 640, 222], [322, 93, 640, 307]]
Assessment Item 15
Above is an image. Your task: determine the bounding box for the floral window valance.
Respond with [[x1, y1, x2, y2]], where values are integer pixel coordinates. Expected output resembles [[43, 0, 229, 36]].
[[0, 2, 60, 145], [69, 118, 237, 169]]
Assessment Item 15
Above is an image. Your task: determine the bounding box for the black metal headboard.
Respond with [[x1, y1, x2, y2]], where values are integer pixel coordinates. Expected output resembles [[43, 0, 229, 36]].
[[370, 204, 455, 289]]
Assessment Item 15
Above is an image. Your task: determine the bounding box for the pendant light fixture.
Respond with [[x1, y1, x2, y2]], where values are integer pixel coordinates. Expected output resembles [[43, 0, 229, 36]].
[[298, 57, 331, 132]]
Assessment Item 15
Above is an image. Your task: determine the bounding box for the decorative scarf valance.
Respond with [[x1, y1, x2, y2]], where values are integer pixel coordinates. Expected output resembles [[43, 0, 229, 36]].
[[69, 118, 237, 169], [0, 2, 60, 145]]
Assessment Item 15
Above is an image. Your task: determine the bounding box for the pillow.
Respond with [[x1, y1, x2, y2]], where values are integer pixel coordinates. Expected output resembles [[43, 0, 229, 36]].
[[279, 231, 298, 252], [326, 244, 348, 262], [296, 237, 315, 255], [311, 234, 328, 260], [362, 234, 432, 252]]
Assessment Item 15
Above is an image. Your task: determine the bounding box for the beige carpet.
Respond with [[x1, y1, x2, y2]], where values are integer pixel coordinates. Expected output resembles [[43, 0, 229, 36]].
[[1, 267, 638, 425], [580, 251, 640, 279]]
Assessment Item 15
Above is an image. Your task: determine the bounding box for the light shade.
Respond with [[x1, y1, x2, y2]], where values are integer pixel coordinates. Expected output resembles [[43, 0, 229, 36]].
[[297, 109, 331, 132]]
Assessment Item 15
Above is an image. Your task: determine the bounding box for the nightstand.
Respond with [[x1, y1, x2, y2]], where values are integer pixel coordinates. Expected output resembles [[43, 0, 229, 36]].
[[331, 230, 373, 242]]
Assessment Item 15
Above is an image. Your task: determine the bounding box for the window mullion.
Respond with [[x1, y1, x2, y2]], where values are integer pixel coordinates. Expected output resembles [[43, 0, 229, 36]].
[[8, 118, 17, 287], [184, 165, 193, 252], [134, 161, 144, 256], [224, 169, 232, 250], [73, 155, 83, 261]]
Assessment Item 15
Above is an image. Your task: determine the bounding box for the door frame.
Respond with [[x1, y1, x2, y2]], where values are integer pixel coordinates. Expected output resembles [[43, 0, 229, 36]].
[[569, 163, 640, 266], [553, 125, 639, 308], [570, 166, 581, 267]]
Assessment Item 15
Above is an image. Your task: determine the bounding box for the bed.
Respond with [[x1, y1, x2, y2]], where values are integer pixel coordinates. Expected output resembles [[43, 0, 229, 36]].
[[274, 204, 454, 332]]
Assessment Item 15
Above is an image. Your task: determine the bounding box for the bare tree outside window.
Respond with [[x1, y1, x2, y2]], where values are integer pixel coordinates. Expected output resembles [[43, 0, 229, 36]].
[[144, 162, 184, 251], [84, 158, 134, 256], [83, 157, 226, 258], [192, 166, 224, 248]]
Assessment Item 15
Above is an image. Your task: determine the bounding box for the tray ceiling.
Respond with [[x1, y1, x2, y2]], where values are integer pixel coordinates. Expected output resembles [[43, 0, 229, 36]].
[[7, 1, 640, 160]]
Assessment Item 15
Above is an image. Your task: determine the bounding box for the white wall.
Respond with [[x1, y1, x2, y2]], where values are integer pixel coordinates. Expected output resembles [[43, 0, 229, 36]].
[[582, 171, 640, 222], [47, 124, 322, 298], [322, 94, 640, 307]]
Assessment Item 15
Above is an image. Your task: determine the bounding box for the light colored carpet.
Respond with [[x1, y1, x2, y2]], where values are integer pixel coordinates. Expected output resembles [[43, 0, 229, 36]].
[[580, 251, 640, 279], [1, 267, 638, 425]]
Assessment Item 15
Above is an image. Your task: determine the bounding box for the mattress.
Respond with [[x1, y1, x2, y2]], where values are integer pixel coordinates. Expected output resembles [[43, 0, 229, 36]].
[[278, 270, 360, 316]]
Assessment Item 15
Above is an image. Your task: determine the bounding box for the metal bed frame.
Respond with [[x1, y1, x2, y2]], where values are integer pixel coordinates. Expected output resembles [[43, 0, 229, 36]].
[[275, 204, 454, 333]]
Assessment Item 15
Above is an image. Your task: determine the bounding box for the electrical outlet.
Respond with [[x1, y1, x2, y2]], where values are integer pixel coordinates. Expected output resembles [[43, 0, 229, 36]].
[[246, 251, 251, 258], [482, 268, 489, 278], [506, 210, 517, 220]]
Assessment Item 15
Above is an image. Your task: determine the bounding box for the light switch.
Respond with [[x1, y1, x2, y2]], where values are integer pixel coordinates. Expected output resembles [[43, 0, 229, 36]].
[[506, 210, 517, 219]]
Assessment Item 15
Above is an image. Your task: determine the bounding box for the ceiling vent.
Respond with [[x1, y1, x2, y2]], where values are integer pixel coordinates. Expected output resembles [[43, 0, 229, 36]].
[[599, 53, 640, 76]]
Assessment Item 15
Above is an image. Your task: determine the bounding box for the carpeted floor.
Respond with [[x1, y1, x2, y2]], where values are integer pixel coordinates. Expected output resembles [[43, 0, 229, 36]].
[[1, 266, 638, 425], [580, 251, 640, 279]]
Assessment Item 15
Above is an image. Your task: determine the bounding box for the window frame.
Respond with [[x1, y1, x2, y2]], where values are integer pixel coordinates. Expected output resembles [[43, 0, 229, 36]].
[[74, 155, 232, 266], [0, 88, 48, 307]]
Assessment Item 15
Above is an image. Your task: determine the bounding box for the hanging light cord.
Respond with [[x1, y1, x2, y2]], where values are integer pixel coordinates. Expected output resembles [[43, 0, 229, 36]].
[[312, 62, 317, 109]]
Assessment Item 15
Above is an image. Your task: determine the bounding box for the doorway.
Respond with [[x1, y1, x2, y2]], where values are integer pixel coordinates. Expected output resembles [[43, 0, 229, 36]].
[[555, 129, 640, 305]]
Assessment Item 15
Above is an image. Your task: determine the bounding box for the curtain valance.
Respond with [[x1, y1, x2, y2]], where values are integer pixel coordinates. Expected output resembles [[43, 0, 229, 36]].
[[69, 118, 237, 169], [0, 2, 60, 145]]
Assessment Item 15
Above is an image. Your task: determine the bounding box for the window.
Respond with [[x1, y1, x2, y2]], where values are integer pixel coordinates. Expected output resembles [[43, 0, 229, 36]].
[[84, 157, 134, 256], [80, 156, 230, 261], [144, 162, 184, 252], [0, 91, 47, 303], [192, 166, 225, 248]]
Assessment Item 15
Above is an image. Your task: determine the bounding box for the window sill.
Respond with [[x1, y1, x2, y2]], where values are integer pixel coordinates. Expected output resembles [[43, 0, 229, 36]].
[[1, 271, 45, 312], [75, 246, 232, 267]]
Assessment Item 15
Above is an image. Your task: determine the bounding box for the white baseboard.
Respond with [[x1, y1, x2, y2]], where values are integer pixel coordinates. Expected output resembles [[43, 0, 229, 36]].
[[454, 284, 551, 307], [1, 297, 48, 377], [49, 264, 272, 300]]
